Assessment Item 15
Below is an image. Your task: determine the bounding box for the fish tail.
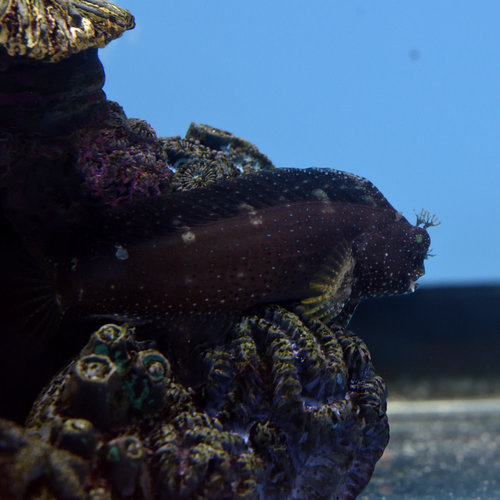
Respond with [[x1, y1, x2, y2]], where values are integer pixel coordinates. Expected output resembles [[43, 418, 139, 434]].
[[1, 243, 64, 343], [17, 274, 63, 340]]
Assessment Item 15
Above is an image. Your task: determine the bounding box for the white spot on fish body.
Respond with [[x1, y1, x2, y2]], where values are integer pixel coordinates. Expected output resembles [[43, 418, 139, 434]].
[[238, 202, 255, 212], [312, 188, 329, 201], [182, 231, 196, 244], [114, 244, 129, 261], [249, 213, 263, 225]]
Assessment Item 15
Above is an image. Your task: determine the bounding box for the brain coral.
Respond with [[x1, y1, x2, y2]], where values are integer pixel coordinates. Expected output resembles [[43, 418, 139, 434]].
[[15, 312, 388, 500]]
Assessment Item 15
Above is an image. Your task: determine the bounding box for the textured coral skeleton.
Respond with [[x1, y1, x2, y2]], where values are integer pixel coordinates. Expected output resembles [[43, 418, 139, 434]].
[[0, 0, 135, 62]]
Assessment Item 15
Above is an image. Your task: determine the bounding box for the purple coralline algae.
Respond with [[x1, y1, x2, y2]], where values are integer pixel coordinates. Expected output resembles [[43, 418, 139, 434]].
[[74, 110, 174, 206]]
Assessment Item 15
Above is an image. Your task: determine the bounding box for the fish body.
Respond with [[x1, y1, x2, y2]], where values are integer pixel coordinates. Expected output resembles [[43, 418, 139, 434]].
[[54, 168, 431, 332]]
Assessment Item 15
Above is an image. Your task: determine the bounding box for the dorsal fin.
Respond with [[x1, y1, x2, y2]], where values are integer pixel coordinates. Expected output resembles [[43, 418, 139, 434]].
[[49, 167, 395, 259], [105, 167, 395, 241]]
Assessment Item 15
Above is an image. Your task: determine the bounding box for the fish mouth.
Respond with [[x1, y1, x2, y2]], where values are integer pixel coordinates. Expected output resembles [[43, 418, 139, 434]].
[[415, 265, 426, 280], [408, 265, 425, 293]]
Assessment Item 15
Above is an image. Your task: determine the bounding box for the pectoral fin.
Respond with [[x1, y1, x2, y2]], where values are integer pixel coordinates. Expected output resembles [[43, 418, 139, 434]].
[[299, 241, 355, 324]]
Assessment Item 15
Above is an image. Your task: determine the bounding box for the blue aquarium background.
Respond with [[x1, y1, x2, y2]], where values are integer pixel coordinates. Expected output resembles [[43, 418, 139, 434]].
[[102, 0, 500, 286]]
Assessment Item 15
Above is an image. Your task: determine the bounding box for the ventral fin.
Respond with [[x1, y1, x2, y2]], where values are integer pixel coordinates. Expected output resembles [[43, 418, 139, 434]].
[[298, 241, 355, 324]]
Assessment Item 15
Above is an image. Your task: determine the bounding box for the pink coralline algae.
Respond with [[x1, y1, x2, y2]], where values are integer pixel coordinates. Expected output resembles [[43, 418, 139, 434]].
[[75, 115, 174, 206]]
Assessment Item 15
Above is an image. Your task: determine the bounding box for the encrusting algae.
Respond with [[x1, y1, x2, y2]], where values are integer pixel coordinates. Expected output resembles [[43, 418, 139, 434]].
[[0, 0, 439, 499]]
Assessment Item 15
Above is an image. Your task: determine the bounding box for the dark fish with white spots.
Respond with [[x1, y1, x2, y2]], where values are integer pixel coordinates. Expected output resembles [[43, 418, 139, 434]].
[[51, 168, 434, 339]]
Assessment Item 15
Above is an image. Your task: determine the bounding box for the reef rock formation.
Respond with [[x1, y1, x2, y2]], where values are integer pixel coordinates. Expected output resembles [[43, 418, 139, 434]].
[[0, 0, 134, 134], [74, 115, 274, 207], [202, 306, 389, 499], [0, 417, 89, 499], [14, 319, 388, 499]]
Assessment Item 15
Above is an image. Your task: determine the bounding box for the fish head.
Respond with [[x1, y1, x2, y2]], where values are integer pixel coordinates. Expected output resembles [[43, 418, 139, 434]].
[[352, 219, 431, 298]]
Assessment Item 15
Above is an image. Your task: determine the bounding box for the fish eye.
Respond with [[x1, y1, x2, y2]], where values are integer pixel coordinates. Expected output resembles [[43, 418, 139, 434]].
[[415, 234, 424, 244]]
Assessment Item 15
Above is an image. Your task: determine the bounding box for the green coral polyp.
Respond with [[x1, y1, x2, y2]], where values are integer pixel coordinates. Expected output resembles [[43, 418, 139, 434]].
[[97, 323, 127, 343], [140, 351, 170, 382], [78, 354, 115, 381], [106, 445, 121, 462], [93, 343, 109, 356], [122, 374, 151, 411]]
